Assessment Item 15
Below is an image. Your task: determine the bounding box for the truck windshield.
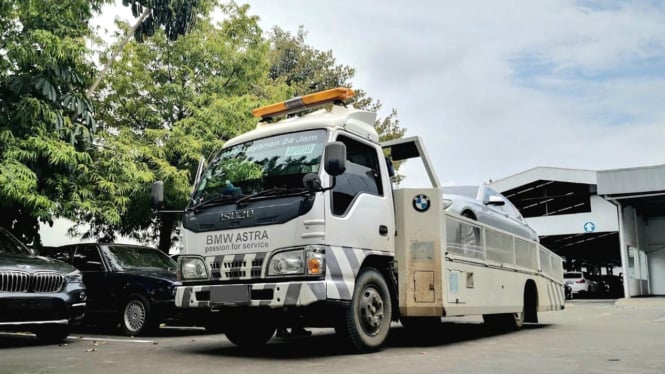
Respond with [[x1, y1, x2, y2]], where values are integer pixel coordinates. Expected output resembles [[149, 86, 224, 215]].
[[192, 129, 327, 206]]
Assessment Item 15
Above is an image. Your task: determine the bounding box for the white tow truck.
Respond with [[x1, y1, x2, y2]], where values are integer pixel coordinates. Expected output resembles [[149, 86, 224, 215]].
[[153, 87, 565, 352]]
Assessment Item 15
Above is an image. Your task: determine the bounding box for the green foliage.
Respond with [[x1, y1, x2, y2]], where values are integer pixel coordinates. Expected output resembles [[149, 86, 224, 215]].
[[265, 26, 406, 180], [122, 0, 216, 42], [0, 0, 106, 243], [1, 1, 406, 250], [90, 2, 274, 249]]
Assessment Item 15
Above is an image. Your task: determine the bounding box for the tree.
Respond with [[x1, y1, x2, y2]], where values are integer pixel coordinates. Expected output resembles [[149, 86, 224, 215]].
[[0, 0, 106, 244], [88, 0, 216, 97], [266, 26, 405, 178], [89, 2, 278, 251]]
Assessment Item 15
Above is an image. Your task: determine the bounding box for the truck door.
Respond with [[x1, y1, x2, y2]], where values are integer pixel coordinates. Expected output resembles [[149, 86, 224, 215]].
[[326, 134, 394, 252]]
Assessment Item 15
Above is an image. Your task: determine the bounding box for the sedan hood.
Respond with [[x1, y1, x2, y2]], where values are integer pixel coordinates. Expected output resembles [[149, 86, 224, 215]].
[[121, 268, 177, 283], [0, 254, 76, 273]]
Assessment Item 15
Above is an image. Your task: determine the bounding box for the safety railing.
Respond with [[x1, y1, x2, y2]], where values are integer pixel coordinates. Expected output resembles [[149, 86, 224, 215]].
[[444, 213, 563, 283]]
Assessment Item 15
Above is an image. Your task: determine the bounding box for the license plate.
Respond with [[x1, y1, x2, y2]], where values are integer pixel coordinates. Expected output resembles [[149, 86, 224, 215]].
[[210, 285, 250, 305]]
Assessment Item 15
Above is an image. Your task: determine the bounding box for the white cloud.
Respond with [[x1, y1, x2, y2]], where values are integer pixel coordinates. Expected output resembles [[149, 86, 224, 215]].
[[92, 1, 665, 187], [245, 0, 665, 187]]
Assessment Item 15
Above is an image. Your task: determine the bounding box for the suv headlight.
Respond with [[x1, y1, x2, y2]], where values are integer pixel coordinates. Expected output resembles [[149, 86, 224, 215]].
[[65, 269, 83, 283], [179, 257, 209, 281], [268, 246, 325, 276]]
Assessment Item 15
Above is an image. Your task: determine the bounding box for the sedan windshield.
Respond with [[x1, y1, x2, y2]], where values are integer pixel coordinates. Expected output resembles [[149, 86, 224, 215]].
[[0, 228, 33, 256], [102, 245, 176, 271], [192, 129, 327, 206]]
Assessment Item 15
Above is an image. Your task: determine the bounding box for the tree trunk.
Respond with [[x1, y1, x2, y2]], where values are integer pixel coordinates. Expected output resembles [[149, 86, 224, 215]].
[[157, 214, 175, 254]]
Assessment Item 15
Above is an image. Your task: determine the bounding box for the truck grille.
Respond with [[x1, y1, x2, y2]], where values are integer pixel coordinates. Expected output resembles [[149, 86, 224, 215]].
[[209, 253, 265, 280], [0, 271, 64, 293]]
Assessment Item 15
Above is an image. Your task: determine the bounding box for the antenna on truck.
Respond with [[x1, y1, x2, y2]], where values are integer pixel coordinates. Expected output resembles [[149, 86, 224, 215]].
[[252, 87, 355, 121]]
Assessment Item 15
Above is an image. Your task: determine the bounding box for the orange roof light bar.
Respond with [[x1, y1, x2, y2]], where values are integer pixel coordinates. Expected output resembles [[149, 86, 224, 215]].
[[252, 87, 355, 119]]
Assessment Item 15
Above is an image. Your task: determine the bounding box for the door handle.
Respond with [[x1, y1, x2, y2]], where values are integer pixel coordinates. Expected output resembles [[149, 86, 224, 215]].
[[379, 225, 388, 236]]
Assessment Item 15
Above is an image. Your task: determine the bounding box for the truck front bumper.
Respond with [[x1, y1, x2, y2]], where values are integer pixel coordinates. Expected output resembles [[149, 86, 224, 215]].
[[175, 281, 327, 309]]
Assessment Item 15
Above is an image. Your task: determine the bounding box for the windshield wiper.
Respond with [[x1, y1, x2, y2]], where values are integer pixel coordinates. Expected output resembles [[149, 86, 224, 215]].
[[188, 193, 237, 212], [235, 186, 307, 207]]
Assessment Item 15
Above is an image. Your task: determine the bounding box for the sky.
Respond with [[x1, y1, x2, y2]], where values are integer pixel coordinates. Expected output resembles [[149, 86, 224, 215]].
[[93, 0, 665, 188], [243, 0, 665, 187]]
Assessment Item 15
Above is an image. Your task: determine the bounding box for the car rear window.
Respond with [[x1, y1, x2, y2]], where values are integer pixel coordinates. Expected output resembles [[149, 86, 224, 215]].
[[103, 245, 176, 271], [564, 272, 582, 279]]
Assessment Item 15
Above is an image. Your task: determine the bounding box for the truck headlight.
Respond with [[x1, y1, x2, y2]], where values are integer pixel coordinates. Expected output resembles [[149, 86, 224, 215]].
[[180, 257, 209, 280], [268, 246, 325, 276], [65, 270, 83, 283]]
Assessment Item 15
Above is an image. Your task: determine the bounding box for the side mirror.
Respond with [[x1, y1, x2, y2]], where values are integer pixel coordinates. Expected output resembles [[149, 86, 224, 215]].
[[324, 142, 346, 177], [486, 195, 505, 206], [303, 173, 323, 193], [151, 181, 164, 208]]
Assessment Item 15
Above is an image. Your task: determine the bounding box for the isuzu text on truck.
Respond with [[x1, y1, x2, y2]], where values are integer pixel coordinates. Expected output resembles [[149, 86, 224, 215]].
[[152, 87, 565, 352]]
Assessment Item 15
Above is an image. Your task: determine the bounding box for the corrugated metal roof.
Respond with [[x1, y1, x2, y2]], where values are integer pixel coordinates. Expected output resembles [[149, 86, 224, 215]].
[[597, 164, 665, 195], [491, 167, 597, 192]]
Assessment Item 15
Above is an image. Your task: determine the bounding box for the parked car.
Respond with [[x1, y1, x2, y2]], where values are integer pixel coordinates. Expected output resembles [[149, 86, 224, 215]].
[[41, 243, 184, 336], [0, 227, 86, 343], [442, 185, 539, 242], [564, 271, 600, 296]]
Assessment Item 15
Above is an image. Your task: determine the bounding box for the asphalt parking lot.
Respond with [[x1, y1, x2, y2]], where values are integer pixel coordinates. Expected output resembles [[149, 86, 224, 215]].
[[1, 299, 664, 374]]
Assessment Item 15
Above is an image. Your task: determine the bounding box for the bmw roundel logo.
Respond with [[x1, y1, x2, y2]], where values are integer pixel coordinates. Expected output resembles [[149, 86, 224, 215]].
[[413, 194, 430, 212]]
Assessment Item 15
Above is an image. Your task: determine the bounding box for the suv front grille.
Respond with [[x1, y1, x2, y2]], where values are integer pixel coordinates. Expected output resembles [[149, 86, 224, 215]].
[[32, 272, 65, 292], [0, 271, 64, 293], [0, 271, 30, 292]]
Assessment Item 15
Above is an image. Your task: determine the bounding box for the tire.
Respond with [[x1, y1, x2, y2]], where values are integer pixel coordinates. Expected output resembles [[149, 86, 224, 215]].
[[337, 267, 392, 353], [224, 323, 275, 348], [35, 325, 70, 344], [121, 293, 157, 336], [483, 308, 524, 331]]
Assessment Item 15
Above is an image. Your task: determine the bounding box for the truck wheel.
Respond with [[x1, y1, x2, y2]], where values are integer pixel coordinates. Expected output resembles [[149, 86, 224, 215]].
[[121, 293, 157, 336], [483, 308, 524, 331], [35, 325, 70, 344], [338, 267, 392, 353], [224, 323, 275, 348]]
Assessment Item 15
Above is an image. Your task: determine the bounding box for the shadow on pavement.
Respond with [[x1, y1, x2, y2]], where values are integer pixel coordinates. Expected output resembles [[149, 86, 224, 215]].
[[184, 321, 551, 358]]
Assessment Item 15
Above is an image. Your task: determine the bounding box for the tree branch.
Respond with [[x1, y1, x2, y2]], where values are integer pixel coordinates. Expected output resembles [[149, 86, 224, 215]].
[[86, 7, 151, 97]]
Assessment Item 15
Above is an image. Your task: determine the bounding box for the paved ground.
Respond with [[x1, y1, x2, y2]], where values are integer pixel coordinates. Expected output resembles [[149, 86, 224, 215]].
[[1, 298, 664, 374]]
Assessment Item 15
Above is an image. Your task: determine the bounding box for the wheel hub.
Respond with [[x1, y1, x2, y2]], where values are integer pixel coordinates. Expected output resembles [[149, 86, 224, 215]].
[[359, 287, 384, 336]]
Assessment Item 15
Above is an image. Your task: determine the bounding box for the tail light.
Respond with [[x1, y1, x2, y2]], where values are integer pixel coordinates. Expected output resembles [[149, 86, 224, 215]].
[[576, 279, 585, 284]]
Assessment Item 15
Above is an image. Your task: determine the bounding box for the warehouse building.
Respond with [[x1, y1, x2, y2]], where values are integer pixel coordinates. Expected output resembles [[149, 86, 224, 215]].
[[491, 164, 665, 298]]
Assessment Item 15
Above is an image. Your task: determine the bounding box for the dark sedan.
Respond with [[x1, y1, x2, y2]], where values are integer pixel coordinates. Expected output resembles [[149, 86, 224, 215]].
[[0, 227, 87, 343], [41, 243, 185, 336]]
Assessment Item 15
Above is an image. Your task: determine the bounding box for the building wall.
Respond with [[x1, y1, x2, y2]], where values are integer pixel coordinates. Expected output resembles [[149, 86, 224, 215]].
[[646, 217, 665, 295], [526, 196, 619, 236]]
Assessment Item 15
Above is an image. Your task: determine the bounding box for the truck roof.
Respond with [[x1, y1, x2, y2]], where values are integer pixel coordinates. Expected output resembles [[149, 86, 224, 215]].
[[224, 105, 379, 148]]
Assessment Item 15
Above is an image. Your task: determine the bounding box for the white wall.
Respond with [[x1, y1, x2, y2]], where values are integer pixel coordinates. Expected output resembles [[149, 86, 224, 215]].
[[527, 196, 619, 236], [646, 217, 665, 295]]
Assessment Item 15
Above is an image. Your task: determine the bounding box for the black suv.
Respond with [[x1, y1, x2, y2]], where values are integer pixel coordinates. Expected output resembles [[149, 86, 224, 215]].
[[0, 227, 87, 343], [42, 243, 184, 336]]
